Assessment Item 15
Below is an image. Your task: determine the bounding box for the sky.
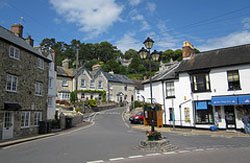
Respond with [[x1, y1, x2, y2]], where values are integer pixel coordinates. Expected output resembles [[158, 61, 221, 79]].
[[1, 0, 250, 53]]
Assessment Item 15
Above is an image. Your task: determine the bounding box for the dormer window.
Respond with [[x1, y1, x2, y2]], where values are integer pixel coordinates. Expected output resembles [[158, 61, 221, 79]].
[[62, 78, 68, 87], [9, 46, 20, 60], [90, 80, 95, 88], [98, 80, 103, 89], [80, 79, 86, 88]]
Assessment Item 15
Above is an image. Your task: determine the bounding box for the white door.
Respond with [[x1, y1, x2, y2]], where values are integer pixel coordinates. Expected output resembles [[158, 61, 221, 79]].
[[2, 112, 14, 140]]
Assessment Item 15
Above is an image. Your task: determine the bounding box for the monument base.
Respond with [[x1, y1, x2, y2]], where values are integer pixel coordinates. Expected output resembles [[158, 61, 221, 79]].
[[138, 138, 178, 152]]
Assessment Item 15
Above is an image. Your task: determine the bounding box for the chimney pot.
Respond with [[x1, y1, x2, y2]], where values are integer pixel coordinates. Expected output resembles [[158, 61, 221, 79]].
[[25, 35, 34, 47], [11, 24, 23, 38]]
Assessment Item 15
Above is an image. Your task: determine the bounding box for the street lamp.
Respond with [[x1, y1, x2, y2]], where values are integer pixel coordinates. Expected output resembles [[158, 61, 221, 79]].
[[139, 37, 160, 133]]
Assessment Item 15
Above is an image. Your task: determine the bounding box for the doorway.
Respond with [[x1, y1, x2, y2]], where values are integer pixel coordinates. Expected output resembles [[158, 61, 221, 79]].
[[224, 106, 236, 129], [2, 112, 14, 139]]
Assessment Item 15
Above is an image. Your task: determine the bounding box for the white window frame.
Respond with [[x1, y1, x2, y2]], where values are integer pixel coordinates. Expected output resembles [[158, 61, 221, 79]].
[[48, 97, 53, 106], [37, 57, 44, 69], [62, 78, 68, 87], [49, 77, 53, 89], [90, 80, 95, 88], [35, 82, 43, 96], [21, 112, 30, 128], [80, 79, 86, 88], [9, 46, 20, 60], [6, 74, 18, 92], [98, 80, 103, 89], [166, 82, 175, 97], [34, 112, 42, 126]]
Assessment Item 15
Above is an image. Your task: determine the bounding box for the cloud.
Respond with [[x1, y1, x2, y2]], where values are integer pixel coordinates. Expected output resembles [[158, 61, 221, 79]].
[[128, 0, 141, 6], [130, 13, 150, 31], [115, 32, 141, 53], [49, 0, 123, 38], [146, 2, 156, 12], [198, 31, 250, 51], [155, 22, 180, 50], [242, 17, 250, 29]]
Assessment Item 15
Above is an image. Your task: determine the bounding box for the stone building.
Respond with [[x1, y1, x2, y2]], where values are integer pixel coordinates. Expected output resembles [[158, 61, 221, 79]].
[[0, 24, 50, 140]]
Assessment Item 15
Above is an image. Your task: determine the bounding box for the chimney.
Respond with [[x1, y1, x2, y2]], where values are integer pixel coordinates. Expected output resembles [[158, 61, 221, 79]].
[[182, 41, 194, 60], [11, 24, 23, 38], [62, 58, 70, 69], [25, 35, 34, 47]]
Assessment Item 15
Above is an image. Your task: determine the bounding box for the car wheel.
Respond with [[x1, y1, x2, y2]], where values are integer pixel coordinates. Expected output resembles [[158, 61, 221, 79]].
[[139, 120, 143, 124]]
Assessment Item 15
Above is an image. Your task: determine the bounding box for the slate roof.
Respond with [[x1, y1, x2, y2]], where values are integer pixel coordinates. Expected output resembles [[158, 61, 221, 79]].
[[176, 44, 250, 73], [102, 71, 134, 84], [0, 25, 49, 61], [143, 61, 180, 84]]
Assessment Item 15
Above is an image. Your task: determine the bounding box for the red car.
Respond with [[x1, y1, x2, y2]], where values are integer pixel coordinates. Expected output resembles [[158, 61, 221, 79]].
[[129, 111, 144, 124]]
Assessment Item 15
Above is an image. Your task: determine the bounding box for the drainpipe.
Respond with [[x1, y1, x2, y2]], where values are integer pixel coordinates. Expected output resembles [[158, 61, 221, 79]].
[[161, 81, 167, 126]]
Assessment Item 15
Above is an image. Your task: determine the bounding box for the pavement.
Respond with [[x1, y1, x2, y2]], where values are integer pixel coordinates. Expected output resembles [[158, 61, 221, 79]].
[[0, 121, 92, 148], [123, 109, 250, 138]]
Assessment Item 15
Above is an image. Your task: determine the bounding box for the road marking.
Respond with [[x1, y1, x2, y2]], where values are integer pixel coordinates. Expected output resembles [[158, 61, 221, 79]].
[[163, 151, 177, 155], [128, 155, 144, 159], [109, 157, 125, 161], [193, 149, 204, 152], [146, 153, 161, 156], [86, 160, 104, 163], [177, 150, 190, 153], [206, 148, 215, 151]]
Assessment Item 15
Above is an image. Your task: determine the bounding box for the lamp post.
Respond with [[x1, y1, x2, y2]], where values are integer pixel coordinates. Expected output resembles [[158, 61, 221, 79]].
[[138, 37, 160, 133]]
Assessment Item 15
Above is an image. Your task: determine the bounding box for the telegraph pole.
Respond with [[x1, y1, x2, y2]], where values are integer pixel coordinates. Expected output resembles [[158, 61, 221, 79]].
[[75, 44, 79, 102]]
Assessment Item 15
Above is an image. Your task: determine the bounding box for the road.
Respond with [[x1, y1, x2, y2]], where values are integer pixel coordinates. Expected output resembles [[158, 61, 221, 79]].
[[0, 106, 250, 163]]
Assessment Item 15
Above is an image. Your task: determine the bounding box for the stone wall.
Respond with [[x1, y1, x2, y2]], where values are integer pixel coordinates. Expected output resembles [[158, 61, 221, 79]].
[[0, 39, 49, 139]]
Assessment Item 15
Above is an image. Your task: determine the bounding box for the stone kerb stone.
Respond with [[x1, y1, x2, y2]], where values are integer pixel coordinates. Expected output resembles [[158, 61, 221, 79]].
[[138, 138, 178, 152]]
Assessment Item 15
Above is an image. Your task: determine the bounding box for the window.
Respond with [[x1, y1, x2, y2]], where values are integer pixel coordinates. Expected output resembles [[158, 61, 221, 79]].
[[98, 80, 103, 89], [34, 112, 42, 126], [21, 112, 30, 128], [90, 80, 95, 88], [37, 57, 44, 69], [166, 82, 175, 98], [195, 101, 214, 124], [58, 92, 70, 100], [6, 74, 18, 92], [35, 82, 43, 96], [81, 93, 85, 99], [80, 79, 85, 88], [9, 46, 20, 59], [191, 73, 210, 92], [48, 97, 52, 106], [62, 78, 68, 87], [227, 70, 241, 90], [124, 84, 127, 91], [49, 77, 53, 89]]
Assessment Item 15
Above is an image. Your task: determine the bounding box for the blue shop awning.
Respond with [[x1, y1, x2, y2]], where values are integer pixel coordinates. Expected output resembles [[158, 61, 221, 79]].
[[238, 95, 250, 105], [211, 96, 238, 106], [195, 101, 208, 110]]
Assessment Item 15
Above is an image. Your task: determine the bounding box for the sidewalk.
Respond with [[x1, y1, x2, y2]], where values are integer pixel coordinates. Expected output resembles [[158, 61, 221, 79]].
[[0, 121, 92, 148], [124, 110, 250, 138]]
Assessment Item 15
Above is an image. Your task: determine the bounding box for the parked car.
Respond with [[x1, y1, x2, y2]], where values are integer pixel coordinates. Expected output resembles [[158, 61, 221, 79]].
[[129, 111, 144, 124]]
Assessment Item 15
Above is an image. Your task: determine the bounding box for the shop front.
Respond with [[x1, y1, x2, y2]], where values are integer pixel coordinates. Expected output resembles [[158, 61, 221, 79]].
[[211, 95, 250, 130]]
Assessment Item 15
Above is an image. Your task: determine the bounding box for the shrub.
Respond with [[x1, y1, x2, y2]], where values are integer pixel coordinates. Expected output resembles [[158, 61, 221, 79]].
[[85, 99, 97, 107]]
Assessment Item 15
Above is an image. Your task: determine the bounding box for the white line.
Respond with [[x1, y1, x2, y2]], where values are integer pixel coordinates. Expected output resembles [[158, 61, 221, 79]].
[[206, 148, 215, 151], [193, 149, 204, 152], [86, 160, 104, 163], [177, 150, 190, 153], [146, 153, 161, 157], [128, 155, 144, 159], [109, 157, 125, 161], [163, 151, 177, 155]]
